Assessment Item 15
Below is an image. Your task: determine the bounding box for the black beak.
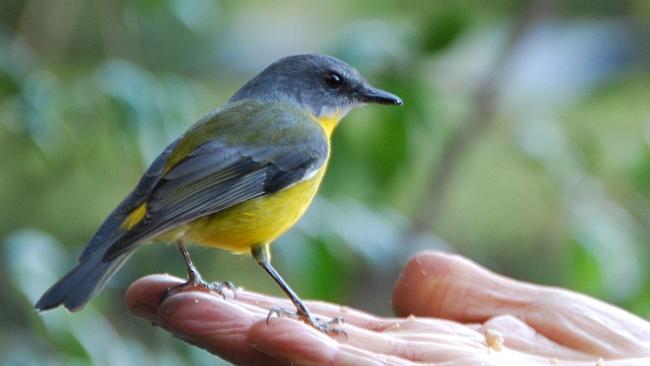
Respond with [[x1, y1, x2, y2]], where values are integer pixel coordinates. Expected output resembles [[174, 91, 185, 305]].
[[359, 86, 403, 106]]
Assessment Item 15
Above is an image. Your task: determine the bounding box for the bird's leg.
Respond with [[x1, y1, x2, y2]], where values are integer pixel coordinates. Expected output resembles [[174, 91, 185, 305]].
[[161, 241, 236, 302], [178, 240, 202, 283], [251, 244, 345, 336]]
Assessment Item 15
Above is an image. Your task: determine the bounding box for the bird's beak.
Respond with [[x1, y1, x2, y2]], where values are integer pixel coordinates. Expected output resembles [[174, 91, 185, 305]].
[[359, 85, 403, 106]]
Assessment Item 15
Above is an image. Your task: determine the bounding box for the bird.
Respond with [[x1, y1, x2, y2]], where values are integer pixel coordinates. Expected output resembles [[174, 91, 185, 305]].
[[35, 53, 402, 333]]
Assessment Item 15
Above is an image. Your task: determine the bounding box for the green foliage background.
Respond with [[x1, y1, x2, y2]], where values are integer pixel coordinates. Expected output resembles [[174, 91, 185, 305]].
[[1, 0, 649, 364]]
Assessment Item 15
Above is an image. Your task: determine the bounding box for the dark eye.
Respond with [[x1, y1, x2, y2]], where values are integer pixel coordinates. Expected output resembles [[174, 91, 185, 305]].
[[324, 71, 343, 89]]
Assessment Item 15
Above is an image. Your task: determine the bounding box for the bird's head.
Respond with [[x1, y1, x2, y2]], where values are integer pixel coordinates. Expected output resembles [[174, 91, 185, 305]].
[[230, 54, 402, 120]]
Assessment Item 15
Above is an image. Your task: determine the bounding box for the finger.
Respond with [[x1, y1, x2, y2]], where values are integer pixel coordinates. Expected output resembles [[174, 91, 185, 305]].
[[124, 274, 281, 321], [126, 276, 284, 365], [125, 274, 386, 330], [383, 320, 484, 349], [392, 250, 538, 321], [249, 317, 413, 366], [522, 292, 650, 357], [249, 317, 340, 366], [482, 315, 591, 360], [235, 290, 398, 330], [125, 274, 184, 321], [156, 292, 282, 365], [277, 315, 480, 364]]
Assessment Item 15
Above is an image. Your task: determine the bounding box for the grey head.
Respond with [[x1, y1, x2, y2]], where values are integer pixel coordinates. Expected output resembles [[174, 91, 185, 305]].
[[229, 54, 402, 117]]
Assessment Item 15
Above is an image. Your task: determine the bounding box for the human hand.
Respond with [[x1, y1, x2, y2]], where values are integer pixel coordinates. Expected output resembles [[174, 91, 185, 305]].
[[125, 251, 650, 365]]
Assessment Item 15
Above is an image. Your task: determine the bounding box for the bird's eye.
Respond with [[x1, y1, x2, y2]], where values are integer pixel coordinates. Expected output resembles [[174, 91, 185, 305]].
[[324, 71, 343, 89]]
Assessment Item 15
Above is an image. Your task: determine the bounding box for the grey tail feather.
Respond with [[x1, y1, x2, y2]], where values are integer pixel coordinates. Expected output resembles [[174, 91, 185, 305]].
[[35, 250, 131, 312]]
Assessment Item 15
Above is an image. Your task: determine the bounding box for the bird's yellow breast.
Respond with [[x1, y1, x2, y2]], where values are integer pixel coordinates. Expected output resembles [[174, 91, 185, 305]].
[[159, 167, 326, 253]]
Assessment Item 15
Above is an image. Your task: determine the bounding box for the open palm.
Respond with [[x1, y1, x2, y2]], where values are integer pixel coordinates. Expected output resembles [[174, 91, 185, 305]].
[[126, 252, 650, 365]]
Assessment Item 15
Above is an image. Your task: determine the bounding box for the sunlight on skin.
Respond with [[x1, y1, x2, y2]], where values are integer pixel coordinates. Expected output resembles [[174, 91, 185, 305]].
[[126, 252, 650, 365]]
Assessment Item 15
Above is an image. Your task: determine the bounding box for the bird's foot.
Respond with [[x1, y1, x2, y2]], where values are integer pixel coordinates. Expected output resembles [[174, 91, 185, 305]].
[[208, 280, 237, 300], [266, 307, 346, 337], [161, 278, 237, 302]]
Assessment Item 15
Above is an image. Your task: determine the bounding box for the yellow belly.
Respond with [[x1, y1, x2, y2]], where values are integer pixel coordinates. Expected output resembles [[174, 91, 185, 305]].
[[157, 167, 326, 253]]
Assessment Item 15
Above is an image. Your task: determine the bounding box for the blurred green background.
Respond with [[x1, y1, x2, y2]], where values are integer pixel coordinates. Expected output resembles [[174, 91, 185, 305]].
[[2, 0, 650, 364]]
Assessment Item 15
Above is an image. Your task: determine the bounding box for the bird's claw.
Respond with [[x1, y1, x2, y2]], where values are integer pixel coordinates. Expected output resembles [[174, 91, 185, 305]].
[[266, 307, 297, 323], [161, 279, 236, 302], [266, 307, 347, 338], [208, 280, 237, 300]]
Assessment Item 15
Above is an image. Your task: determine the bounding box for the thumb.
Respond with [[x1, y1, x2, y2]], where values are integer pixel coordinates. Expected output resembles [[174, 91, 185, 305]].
[[391, 251, 537, 321], [391, 251, 650, 357]]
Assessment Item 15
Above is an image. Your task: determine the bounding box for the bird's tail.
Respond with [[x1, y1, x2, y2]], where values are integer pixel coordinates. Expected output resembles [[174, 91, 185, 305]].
[[35, 250, 131, 312]]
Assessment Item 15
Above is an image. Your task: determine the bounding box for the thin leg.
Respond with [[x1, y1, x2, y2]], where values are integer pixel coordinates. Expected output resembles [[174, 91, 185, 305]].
[[177, 241, 202, 282], [251, 244, 344, 335], [161, 241, 236, 302], [251, 244, 309, 316]]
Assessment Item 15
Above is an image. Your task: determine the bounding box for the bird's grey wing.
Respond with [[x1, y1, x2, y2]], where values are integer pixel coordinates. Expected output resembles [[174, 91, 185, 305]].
[[102, 118, 328, 260]]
